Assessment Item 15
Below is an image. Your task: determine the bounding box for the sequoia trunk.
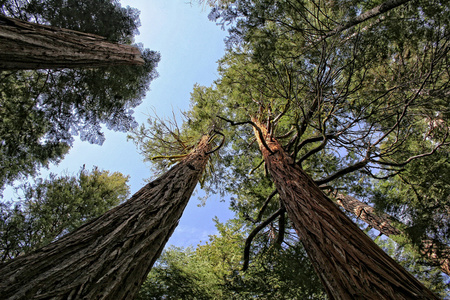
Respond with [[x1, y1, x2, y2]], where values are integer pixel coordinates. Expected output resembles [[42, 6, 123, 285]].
[[252, 118, 437, 300], [0, 136, 210, 300], [0, 15, 144, 70], [333, 192, 450, 276]]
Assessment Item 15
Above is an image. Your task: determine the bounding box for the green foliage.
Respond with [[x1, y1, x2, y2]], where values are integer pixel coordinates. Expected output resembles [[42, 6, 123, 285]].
[[0, 71, 70, 190], [137, 219, 326, 299], [184, 0, 450, 293], [0, 0, 140, 43], [370, 148, 450, 249], [0, 167, 129, 262], [0, 0, 160, 190]]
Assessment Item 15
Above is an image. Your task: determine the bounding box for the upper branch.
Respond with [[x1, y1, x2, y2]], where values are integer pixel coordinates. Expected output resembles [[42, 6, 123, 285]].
[[320, 0, 412, 40]]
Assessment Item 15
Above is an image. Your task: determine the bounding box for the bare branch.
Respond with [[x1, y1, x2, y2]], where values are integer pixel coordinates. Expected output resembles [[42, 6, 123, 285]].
[[218, 115, 275, 154], [205, 131, 226, 155], [243, 208, 284, 271], [255, 189, 278, 223], [315, 159, 369, 186], [375, 140, 450, 168], [297, 135, 330, 166]]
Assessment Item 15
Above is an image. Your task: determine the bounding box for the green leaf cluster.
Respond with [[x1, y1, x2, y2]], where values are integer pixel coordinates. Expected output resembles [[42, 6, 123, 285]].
[[170, 0, 450, 293], [0, 0, 160, 190], [0, 167, 129, 262], [138, 219, 326, 299]]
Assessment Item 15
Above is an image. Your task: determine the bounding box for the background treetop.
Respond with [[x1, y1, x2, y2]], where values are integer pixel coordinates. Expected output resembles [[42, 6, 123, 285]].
[[0, 0, 160, 190]]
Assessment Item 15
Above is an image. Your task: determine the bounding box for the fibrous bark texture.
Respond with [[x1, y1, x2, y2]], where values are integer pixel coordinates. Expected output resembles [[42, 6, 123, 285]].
[[252, 118, 437, 300], [0, 136, 211, 300], [0, 15, 144, 70], [333, 192, 450, 276]]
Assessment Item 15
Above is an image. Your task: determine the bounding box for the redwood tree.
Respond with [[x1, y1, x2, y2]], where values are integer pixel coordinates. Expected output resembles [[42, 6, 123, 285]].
[[0, 135, 211, 300], [0, 0, 160, 190], [330, 192, 450, 277], [0, 14, 144, 70], [198, 0, 449, 295], [251, 119, 437, 299]]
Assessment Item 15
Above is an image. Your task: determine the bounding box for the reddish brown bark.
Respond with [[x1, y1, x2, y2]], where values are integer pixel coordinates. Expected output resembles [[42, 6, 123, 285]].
[[333, 192, 450, 276], [252, 118, 437, 300], [0, 136, 211, 300], [0, 15, 144, 70]]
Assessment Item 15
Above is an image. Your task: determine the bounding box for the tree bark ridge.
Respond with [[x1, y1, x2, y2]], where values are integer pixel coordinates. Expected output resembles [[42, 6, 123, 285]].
[[251, 118, 437, 300], [333, 192, 450, 276], [0, 136, 211, 300], [0, 15, 144, 70]]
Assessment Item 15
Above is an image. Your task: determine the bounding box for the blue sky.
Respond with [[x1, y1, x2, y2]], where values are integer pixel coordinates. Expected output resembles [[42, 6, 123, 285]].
[[7, 1, 234, 248]]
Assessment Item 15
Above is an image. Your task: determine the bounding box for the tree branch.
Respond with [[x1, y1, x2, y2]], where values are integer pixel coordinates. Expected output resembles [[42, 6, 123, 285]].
[[315, 159, 369, 186], [218, 115, 275, 154], [296, 134, 329, 166], [320, 0, 412, 40], [275, 209, 286, 246], [243, 208, 284, 271], [375, 140, 449, 168], [205, 131, 226, 155], [255, 189, 278, 223]]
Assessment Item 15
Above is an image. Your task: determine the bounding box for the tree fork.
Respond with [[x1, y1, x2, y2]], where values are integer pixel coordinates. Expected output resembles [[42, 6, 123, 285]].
[[251, 118, 437, 300], [331, 192, 450, 277], [0, 136, 211, 300], [0, 15, 144, 70]]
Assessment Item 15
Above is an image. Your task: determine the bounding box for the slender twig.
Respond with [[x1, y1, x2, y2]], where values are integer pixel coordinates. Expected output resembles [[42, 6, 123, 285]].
[[249, 159, 265, 175]]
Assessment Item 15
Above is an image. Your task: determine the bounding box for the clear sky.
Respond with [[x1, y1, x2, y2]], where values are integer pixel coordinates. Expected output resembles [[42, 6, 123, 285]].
[[7, 1, 234, 248]]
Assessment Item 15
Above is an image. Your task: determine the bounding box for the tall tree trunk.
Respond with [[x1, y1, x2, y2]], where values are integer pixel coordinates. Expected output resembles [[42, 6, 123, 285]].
[[0, 15, 144, 70], [251, 118, 437, 300], [0, 136, 211, 300], [332, 192, 450, 276]]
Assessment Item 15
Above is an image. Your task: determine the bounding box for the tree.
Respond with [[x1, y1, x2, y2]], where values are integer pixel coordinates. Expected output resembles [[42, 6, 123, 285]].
[[330, 192, 450, 277], [250, 119, 437, 299], [0, 135, 214, 299], [174, 0, 449, 297], [0, 15, 144, 70], [0, 0, 160, 190], [0, 167, 130, 262]]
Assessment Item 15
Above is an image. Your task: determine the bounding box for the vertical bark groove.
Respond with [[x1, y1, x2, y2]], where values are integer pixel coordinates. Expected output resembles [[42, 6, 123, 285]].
[[321, 0, 412, 40], [252, 118, 437, 300], [0, 15, 144, 70], [333, 192, 450, 276], [0, 136, 211, 300]]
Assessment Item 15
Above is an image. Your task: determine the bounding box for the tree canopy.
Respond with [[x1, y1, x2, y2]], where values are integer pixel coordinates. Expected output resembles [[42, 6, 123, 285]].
[[0, 167, 129, 262], [0, 0, 160, 190], [138, 219, 326, 300], [133, 0, 449, 296], [1, 0, 449, 297]]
